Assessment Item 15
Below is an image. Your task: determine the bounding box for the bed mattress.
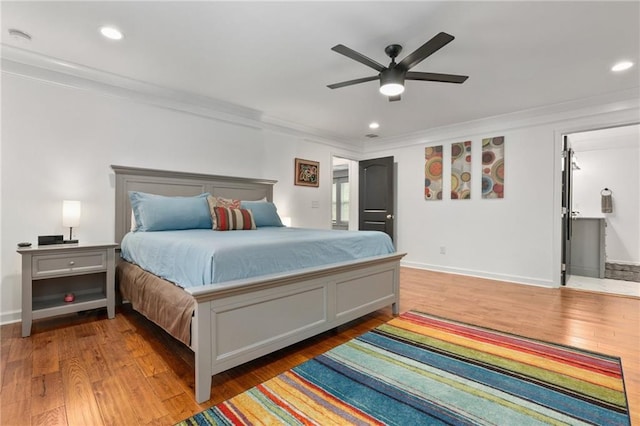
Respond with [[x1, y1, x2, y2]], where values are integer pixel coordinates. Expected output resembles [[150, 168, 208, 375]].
[[120, 227, 395, 288]]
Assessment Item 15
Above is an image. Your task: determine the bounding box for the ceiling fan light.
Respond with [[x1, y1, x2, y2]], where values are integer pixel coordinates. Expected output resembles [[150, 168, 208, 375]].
[[380, 83, 404, 96], [379, 67, 405, 96]]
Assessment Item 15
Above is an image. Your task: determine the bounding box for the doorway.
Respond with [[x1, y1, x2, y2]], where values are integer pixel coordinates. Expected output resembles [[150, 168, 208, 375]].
[[331, 156, 358, 230], [563, 124, 640, 297], [331, 155, 396, 243]]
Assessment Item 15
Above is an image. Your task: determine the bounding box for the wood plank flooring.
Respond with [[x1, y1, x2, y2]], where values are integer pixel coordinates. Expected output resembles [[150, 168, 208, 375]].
[[1, 267, 638, 425]]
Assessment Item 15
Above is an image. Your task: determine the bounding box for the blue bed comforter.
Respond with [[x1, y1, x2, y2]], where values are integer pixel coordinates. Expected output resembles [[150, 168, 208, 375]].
[[120, 227, 395, 288]]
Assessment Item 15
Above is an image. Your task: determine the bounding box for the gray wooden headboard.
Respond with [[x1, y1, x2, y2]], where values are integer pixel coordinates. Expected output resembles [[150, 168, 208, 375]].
[[112, 165, 276, 244]]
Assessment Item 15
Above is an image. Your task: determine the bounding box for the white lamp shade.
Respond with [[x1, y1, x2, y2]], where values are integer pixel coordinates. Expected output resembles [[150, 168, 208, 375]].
[[62, 200, 81, 227]]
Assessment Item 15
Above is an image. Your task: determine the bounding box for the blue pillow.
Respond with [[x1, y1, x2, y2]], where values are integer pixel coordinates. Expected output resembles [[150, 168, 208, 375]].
[[129, 191, 212, 231], [240, 201, 284, 227]]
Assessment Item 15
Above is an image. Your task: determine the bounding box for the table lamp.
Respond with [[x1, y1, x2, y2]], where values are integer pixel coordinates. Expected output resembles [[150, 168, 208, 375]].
[[62, 200, 81, 243]]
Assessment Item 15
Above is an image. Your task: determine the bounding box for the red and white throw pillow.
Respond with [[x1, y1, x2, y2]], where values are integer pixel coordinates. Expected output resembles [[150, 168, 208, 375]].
[[212, 207, 256, 231]]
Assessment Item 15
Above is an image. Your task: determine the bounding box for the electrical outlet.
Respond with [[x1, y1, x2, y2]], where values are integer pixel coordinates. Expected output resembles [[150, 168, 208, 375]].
[[439, 246, 446, 255], [311, 200, 319, 208]]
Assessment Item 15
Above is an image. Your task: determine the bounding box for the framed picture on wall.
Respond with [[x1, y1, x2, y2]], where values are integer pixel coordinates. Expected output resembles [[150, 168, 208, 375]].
[[294, 158, 319, 187]]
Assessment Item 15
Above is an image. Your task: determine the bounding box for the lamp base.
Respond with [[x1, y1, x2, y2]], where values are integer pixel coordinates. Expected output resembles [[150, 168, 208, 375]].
[[63, 239, 79, 244]]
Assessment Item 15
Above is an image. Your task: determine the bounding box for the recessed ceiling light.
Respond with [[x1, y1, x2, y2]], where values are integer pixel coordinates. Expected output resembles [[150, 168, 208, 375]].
[[611, 61, 633, 72], [369, 122, 380, 129], [100, 26, 123, 40]]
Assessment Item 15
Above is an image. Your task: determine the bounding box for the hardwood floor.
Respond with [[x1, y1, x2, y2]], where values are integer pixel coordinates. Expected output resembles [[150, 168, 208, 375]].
[[1, 267, 638, 425]]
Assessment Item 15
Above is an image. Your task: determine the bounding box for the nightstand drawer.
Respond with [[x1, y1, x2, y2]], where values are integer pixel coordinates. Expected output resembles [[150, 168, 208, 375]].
[[32, 250, 107, 278]]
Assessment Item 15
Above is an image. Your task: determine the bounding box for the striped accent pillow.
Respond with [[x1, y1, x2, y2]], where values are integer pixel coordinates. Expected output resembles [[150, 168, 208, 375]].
[[207, 196, 242, 229], [212, 207, 256, 231]]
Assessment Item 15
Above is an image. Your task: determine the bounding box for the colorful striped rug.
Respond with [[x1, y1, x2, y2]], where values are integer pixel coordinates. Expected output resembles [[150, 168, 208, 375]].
[[177, 311, 630, 425]]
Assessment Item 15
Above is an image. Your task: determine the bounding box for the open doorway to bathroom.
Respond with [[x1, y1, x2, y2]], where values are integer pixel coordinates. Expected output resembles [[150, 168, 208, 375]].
[[565, 124, 640, 297], [332, 156, 358, 230]]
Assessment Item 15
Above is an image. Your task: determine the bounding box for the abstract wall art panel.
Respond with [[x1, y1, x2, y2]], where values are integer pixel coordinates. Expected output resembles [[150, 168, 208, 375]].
[[482, 136, 505, 199], [451, 141, 472, 199], [425, 145, 443, 200]]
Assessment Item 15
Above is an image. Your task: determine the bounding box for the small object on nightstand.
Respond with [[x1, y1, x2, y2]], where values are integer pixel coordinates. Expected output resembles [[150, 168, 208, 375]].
[[38, 235, 63, 246], [17, 242, 32, 248], [64, 293, 75, 303]]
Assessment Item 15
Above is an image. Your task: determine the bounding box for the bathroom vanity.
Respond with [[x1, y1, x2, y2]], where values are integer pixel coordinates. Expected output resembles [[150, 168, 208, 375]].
[[570, 217, 606, 278]]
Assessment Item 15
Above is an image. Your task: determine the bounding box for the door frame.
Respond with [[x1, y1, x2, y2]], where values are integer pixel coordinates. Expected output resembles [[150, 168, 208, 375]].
[[561, 135, 573, 286], [553, 119, 639, 287]]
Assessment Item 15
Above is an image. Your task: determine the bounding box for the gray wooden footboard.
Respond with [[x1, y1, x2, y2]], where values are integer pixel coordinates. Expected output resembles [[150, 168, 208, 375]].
[[188, 253, 404, 403]]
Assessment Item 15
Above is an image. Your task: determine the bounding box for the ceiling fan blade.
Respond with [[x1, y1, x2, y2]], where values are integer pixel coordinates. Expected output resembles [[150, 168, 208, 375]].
[[406, 71, 468, 84], [389, 95, 401, 102], [331, 44, 386, 72], [398, 32, 455, 71], [327, 76, 379, 89]]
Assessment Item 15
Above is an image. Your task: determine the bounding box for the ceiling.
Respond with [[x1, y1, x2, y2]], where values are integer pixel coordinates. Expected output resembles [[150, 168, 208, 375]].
[[2, 1, 639, 147]]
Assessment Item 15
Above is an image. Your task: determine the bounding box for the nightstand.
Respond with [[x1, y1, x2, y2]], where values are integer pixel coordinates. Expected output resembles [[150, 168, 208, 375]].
[[17, 242, 118, 337]]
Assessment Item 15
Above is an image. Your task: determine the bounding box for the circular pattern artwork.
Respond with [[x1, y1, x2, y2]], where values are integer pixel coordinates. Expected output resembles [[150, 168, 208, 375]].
[[482, 175, 493, 194], [451, 173, 460, 192], [482, 151, 495, 165], [450, 141, 472, 200], [492, 136, 505, 146], [425, 157, 443, 179], [423, 138, 504, 201], [481, 137, 505, 199], [492, 158, 504, 184], [451, 143, 464, 159], [424, 145, 443, 201]]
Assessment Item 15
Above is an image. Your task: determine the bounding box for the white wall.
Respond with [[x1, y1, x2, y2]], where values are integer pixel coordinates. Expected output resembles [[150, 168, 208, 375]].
[[571, 131, 640, 264], [363, 100, 639, 288], [260, 131, 344, 229], [369, 126, 556, 286], [0, 73, 344, 323], [2, 64, 638, 324]]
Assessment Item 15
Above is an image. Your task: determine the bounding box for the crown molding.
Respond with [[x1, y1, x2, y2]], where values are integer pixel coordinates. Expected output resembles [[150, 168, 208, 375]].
[[363, 87, 640, 154], [3, 45, 637, 155], [1, 44, 359, 152]]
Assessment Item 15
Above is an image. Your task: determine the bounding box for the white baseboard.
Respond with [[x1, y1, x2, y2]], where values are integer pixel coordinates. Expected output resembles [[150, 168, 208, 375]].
[[401, 260, 556, 288], [1, 310, 22, 326]]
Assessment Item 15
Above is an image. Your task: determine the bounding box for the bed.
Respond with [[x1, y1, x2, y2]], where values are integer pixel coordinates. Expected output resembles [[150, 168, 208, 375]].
[[112, 165, 405, 403]]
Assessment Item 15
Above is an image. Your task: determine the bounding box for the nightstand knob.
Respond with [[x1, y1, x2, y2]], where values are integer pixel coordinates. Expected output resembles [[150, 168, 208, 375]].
[[69, 261, 75, 266]]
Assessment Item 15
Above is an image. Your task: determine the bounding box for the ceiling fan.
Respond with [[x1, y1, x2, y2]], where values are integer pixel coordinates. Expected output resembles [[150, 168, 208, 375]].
[[327, 32, 468, 101]]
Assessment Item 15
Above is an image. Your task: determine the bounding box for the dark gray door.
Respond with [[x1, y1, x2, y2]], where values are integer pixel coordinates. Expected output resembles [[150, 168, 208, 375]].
[[359, 156, 394, 241], [561, 135, 573, 285]]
